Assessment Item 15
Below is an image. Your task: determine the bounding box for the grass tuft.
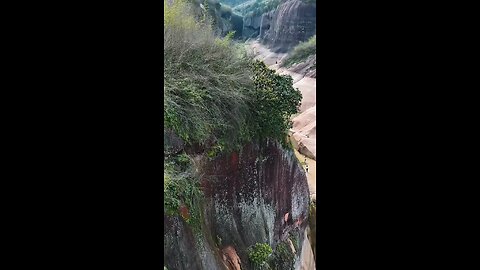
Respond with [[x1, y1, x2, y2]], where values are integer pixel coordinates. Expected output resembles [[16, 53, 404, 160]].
[[281, 35, 316, 67]]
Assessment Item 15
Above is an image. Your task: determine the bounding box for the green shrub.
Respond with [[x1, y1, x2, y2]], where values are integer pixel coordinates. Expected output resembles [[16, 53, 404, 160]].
[[164, 0, 253, 147], [281, 35, 316, 67], [247, 60, 302, 145], [248, 243, 273, 266], [164, 0, 196, 28], [163, 157, 203, 231], [268, 241, 295, 270]]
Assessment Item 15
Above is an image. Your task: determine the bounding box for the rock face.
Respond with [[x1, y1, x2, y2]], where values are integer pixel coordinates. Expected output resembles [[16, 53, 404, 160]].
[[243, 12, 274, 39], [164, 140, 311, 269], [243, 14, 263, 38], [262, 0, 316, 53], [189, 1, 244, 38], [288, 54, 316, 78]]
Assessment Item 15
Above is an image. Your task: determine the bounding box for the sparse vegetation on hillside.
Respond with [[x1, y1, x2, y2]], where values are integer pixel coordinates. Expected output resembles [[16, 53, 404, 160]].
[[164, 154, 203, 231], [268, 240, 295, 270], [281, 35, 316, 67], [164, 0, 301, 150], [165, 0, 253, 148]]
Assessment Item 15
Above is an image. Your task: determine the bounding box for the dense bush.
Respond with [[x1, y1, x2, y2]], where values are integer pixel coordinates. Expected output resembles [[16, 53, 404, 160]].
[[164, 156, 203, 230], [248, 243, 273, 266], [268, 241, 295, 270], [281, 35, 316, 67], [247, 60, 302, 144], [165, 0, 253, 148]]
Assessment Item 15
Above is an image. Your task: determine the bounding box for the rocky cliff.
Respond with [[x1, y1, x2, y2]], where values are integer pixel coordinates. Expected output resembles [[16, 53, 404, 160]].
[[164, 140, 312, 270], [243, 0, 316, 52], [263, 0, 316, 52]]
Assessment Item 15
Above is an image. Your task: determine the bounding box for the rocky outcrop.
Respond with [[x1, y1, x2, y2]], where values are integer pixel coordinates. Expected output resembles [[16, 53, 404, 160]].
[[189, 1, 244, 38], [261, 0, 316, 53], [288, 54, 316, 78], [242, 14, 263, 38], [243, 12, 274, 39], [164, 140, 311, 269]]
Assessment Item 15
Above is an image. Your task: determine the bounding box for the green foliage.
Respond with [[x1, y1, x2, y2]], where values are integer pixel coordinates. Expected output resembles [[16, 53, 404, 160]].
[[165, 0, 254, 148], [268, 241, 295, 270], [174, 152, 191, 169], [248, 243, 273, 267], [248, 60, 302, 145], [164, 0, 197, 28], [163, 155, 203, 232], [215, 31, 236, 47], [281, 35, 316, 67]]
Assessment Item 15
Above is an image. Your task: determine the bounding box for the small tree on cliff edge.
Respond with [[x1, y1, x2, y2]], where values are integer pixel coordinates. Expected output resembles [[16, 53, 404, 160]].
[[248, 60, 302, 144]]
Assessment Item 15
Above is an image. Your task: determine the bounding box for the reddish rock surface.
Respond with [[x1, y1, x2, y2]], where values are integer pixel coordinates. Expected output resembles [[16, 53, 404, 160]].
[[164, 140, 310, 270]]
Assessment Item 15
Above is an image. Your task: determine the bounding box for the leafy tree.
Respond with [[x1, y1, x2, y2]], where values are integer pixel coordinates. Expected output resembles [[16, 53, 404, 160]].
[[248, 60, 302, 144]]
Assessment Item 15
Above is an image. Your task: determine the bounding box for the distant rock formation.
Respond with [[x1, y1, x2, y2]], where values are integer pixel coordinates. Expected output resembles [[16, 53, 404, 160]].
[[261, 0, 316, 52]]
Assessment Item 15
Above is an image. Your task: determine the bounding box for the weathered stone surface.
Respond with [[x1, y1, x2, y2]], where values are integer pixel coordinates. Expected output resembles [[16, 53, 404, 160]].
[[244, 13, 262, 29], [164, 140, 310, 269], [262, 0, 316, 53], [221, 246, 242, 270], [288, 54, 316, 78], [243, 12, 274, 40]]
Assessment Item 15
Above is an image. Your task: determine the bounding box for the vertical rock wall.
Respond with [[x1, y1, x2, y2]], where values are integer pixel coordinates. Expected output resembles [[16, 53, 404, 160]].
[[262, 0, 316, 52], [164, 140, 311, 269]]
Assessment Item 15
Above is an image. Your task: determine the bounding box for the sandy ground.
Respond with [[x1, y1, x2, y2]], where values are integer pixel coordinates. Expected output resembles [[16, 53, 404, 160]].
[[247, 40, 317, 199]]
